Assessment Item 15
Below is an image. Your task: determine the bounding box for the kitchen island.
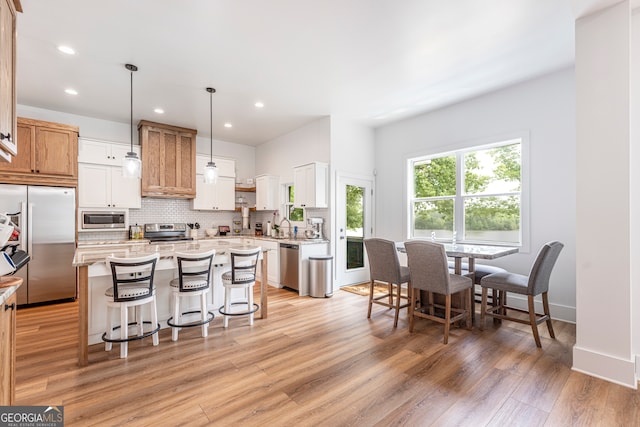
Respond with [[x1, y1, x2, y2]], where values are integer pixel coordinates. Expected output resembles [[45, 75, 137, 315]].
[[72, 240, 270, 366]]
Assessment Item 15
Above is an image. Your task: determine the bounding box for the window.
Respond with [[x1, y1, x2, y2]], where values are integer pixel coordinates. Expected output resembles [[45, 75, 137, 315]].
[[285, 184, 304, 222], [408, 138, 524, 246]]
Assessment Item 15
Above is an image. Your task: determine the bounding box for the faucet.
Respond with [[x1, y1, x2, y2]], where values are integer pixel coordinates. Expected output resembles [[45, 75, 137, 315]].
[[279, 218, 291, 238]]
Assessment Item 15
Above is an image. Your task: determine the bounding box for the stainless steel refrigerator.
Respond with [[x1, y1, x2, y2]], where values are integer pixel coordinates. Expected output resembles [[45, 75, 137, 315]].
[[0, 184, 76, 305]]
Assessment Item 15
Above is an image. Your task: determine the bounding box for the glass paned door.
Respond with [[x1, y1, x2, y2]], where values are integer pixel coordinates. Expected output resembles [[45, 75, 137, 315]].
[[337, 174, 373, 286]]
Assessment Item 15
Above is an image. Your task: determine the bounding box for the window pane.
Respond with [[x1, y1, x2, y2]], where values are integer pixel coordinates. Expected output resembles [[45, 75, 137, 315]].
[[464, 196, 520, 243], [413, 199, 454, 239], [346, 185, 364, 270], [289, 205, 304, 221], [464, 143, 521, 195], [413, 155, 456, 197]]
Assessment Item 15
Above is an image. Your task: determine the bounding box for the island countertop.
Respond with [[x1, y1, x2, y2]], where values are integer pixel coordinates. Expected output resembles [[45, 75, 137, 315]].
[[73, 240, 272, 267]]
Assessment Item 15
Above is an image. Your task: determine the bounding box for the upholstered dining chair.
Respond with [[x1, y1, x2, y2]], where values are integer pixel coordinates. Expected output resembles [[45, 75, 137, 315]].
[[479, 241, 564, 348], [363, 238, 411, 327], [404, 240, 473, 344]]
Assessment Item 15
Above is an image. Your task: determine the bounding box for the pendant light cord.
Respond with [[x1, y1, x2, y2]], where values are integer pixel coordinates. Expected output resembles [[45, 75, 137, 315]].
[[209, 89, 213, 163], [130, 68, 134, 152]]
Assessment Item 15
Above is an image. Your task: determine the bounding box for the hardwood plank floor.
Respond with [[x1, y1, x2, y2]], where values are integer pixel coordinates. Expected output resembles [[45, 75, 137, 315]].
[[13, 287, 640, 426]]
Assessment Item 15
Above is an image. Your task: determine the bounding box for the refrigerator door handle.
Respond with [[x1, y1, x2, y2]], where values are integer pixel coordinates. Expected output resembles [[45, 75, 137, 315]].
[[19, 202, 26, 252], [27, 202, 33, 260]]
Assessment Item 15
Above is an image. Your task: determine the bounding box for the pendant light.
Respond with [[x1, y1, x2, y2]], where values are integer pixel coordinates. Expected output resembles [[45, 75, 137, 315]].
[[122, 64, 141, 179], [204, 87, 218, 184]]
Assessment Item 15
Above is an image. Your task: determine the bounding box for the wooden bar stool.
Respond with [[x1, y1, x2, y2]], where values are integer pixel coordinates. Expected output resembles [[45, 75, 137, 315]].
[[167, 250, 216, 341], [219, 247, 260, 328], [103, 253, 160, 359]]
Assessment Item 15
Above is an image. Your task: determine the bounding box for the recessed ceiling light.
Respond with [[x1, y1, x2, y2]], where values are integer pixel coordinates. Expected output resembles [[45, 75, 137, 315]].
[[224, 123, 232, 128], [64, 88, 78, 95], [154, 108, 164, 114], [254, 102, 264, 108], [57, 45, 75, 55]]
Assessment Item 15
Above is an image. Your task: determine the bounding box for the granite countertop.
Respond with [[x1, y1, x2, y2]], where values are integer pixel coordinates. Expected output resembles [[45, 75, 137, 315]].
[[0, 276, 22, 304], [72, 240, 271, 267]]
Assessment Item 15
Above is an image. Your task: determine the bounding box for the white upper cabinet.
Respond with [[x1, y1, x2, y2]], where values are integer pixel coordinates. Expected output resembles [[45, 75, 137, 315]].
[[78, 139, 141, 208], [192, 155, 236, 210], [195, 155, 235, 177], [255, 174, 280, 211], [293, 162, 328, 208], [78, 138, 139, 166]]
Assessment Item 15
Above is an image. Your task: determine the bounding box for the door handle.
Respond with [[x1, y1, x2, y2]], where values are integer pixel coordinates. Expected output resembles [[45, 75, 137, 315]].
[[5, 302, 15, 311], [28, 203, 33, 260], [0, 132, 11, 142]]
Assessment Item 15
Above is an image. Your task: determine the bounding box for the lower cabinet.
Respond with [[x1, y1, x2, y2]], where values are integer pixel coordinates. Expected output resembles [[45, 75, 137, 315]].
[[0, 292, 17, 405], [259, 240, 280, 286]]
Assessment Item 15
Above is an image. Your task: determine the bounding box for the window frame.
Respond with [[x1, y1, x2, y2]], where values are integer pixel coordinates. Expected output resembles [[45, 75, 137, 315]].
[[406, 133, 530, 252], [283, 183, 305, 227]]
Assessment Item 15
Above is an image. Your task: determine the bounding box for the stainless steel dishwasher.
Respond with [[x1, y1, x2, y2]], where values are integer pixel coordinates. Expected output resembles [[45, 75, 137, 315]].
[[279, 243, 299, 291]]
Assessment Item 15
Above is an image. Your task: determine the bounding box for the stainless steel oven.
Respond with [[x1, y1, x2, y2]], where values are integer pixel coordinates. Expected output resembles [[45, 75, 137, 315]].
[[80, 210, 127, 231]]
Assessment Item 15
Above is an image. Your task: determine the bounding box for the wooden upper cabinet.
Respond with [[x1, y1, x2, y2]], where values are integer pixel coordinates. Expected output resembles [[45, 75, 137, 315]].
[[139, 120, 196, 198], [0, 0, 19, 161], [0, 117, 79, 186]]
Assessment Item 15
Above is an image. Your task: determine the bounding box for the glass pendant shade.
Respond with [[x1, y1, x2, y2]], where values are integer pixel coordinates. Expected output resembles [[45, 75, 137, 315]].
[[123, 152, 141, 179], [204, 161, 217, 184]]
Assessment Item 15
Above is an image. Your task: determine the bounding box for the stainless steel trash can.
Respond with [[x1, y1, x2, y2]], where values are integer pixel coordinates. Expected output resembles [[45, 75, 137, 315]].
[[309, 255, 333, 298]]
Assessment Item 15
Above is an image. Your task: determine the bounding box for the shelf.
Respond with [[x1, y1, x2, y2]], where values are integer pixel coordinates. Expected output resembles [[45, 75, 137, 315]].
[[235, 186, 256, 192], [235, 207, 257, 212]]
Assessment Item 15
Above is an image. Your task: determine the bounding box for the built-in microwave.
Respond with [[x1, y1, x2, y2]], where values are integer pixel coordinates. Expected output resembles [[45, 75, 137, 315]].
[[79, 210, 128, 231]]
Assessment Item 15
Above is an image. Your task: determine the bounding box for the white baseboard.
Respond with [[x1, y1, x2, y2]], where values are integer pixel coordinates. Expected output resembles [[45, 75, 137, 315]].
[[573, 345, 637, 389], [486, 292, 576, 323]]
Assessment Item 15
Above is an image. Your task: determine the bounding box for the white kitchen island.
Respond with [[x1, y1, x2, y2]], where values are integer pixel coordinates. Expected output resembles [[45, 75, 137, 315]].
[[72, 240, 270, 366]]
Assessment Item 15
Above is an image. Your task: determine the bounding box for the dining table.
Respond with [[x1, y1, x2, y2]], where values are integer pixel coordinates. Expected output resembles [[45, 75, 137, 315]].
[[396, 240, 519, 321]]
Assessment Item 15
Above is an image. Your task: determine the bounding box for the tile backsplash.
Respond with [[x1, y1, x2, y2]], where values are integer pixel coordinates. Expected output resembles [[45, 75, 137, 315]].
[[77, 198, 328, 242]]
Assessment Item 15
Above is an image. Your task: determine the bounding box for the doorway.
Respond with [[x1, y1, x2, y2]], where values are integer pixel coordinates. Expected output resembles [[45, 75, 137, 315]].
[[336, 174, 373, 286]]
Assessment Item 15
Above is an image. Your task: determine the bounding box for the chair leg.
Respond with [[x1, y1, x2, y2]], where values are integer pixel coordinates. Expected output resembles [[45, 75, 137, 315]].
[[542, 292, 555, 339], [388, 282, 393, 305], [465, 288, 472, 329], [151, 296, 159, 346], [367, 280, 374, 319], [528, 295, 542, 348], [393, 283, 401, 328], [201, 292, 209, 337], [248, 285, 254, 326], [120, 305, 128, 359], [428, 292, 434, 316], [409, 287, 416, 333], [172, 292, 180, 342], [480, 287, 487, 330], [136, 305, 143, 337], [105, 306, 113, 351], [224, 287, 231, 328], [443, 294, 451, 344]]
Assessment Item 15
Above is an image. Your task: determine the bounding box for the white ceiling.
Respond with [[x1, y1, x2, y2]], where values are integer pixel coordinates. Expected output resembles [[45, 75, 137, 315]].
[[16, 0, 575, 146]]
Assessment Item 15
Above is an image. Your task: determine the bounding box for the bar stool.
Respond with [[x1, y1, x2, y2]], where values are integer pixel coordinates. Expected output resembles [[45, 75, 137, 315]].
[[103, 253, 160, 359], [167, 250, 216, 341], [219, 247, 261, 328]]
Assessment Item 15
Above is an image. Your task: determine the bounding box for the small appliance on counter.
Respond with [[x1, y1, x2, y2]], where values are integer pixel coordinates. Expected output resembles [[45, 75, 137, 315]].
[[255, 222, 263, 236], [305, 217, 324, 239], [143, 223, 193, 243], [218, 225, 230, 236]]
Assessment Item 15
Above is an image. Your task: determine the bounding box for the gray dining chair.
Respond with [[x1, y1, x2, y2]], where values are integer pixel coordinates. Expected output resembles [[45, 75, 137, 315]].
[[479, 241, 564, 348], [404, 240, 473, 344], [363, 238, 411, 327]]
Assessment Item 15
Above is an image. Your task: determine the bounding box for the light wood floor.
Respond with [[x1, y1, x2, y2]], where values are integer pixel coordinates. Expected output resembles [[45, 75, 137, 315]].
[[14, 287, 640, 426]]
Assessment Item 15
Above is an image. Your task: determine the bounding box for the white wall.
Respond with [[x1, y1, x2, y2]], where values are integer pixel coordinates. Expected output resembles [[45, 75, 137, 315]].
[[374, 67, 576, 322], [255, 116, 330, 182], [574, 1, 636, 388]]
